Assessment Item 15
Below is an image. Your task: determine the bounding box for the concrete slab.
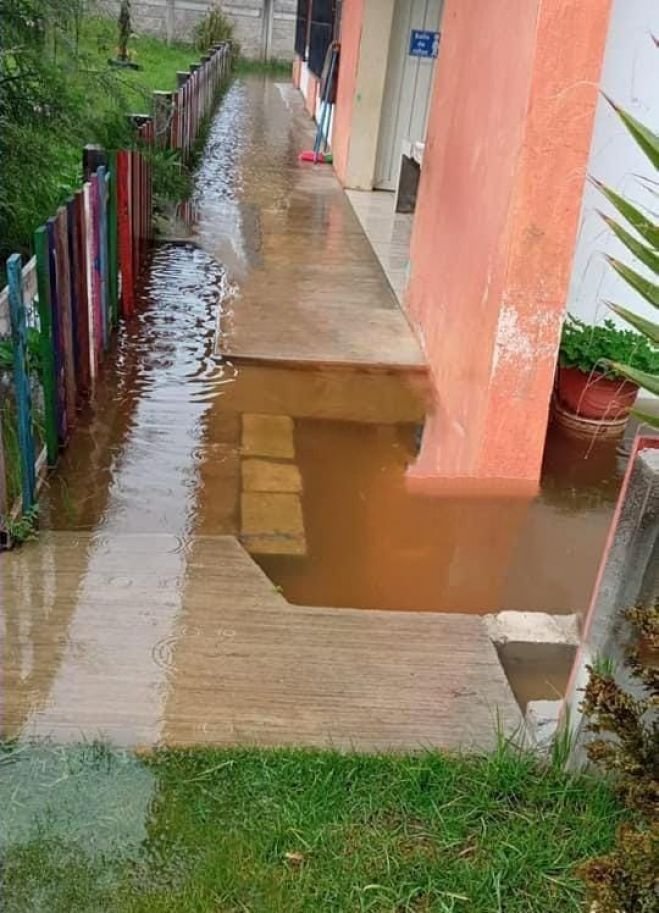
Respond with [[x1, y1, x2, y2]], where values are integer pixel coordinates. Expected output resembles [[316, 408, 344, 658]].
[[241, 414, 295, 459], [242, 458, 302, 493], [240, 491, 306, 555], [3, 532, 522, 752]]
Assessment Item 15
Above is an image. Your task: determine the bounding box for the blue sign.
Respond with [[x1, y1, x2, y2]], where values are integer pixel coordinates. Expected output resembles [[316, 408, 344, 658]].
[[409, 29, 440, 58]]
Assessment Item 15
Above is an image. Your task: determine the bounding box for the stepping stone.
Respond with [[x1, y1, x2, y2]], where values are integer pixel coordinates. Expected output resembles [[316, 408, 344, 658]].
[[240, 492, 306, 555], [242, 458, 302, 494], [241, 414, 294, 459]]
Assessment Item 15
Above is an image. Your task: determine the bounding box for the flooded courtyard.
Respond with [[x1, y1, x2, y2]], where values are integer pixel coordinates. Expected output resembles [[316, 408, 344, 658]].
[[1, 76, 634, 747]]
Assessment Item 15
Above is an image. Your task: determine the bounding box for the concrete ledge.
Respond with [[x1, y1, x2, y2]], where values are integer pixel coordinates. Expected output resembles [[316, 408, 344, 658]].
[[484, 611, 580, 647]]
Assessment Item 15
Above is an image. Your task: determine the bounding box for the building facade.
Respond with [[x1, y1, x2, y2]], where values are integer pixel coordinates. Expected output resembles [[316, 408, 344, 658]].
[[293, 0, 657, 489]]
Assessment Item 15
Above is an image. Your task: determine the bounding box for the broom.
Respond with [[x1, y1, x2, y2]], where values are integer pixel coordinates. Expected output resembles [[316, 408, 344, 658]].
[[299, 43, 338, 164]]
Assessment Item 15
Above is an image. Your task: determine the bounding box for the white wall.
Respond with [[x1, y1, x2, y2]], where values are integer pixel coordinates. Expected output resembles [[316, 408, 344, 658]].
[[566, 0, 658, 329]]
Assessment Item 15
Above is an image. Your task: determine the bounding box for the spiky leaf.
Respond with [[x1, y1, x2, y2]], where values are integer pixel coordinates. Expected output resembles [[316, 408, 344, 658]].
[[592, 178, 659, 251], [599, 213, 659, 274], [606, 256, 659, 309], [610, 362, 659, 396], [605, 94, 659, 169], [631, 407, 659, 429], [607, 302, 659, 344]]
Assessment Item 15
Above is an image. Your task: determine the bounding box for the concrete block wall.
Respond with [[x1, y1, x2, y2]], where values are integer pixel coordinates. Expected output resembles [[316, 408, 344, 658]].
[[564, 438, 659, 762], [105, 0, 295, 60]]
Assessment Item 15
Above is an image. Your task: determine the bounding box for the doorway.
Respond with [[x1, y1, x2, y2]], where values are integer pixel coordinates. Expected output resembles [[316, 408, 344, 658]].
[[374, 0, 444, 190]]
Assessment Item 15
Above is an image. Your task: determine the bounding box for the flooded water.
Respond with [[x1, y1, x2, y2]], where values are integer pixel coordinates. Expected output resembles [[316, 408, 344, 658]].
[[37, 77, 632, 619], [1, 75, 644, 752]]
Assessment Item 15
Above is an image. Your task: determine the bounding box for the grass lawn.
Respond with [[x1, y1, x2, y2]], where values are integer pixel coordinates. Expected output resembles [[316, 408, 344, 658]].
[[0, 741, 622, 912], [1, 16, 200, 265]]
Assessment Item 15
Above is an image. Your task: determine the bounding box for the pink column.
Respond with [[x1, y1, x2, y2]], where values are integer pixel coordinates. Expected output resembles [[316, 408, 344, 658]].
[[406, 0, 612, 492]]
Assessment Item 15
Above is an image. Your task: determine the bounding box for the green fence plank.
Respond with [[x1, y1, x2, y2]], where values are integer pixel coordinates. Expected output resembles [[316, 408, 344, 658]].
[[7, 254, 36, 513]]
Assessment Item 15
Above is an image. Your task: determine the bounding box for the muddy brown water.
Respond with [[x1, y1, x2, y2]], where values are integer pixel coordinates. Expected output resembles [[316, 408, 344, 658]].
[[5, 77, 639, 724]]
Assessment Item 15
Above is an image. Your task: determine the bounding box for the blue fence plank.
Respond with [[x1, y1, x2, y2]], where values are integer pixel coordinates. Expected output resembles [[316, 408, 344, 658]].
[[7, 254, 36, 513]]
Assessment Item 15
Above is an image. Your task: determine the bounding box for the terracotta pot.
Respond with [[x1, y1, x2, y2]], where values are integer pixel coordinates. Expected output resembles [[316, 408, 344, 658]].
[[556, 366, 638, 421]]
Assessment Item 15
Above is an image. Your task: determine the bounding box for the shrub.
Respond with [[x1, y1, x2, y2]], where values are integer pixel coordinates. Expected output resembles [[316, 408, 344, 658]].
[[193, 5, 234, 54], [578, 601, 659, 912]]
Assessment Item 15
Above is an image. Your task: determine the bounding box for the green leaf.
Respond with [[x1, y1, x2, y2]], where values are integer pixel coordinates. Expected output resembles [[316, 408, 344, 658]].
[[631, 407, 659, 429], [604, 94, 659, 170], [607, 302, 659, 344], [607, 304, 659, 345], [606, 256, 659, 309], [592, 178, 659, 251], [610, 362, 659, 396], [599, 213, 659, 275]]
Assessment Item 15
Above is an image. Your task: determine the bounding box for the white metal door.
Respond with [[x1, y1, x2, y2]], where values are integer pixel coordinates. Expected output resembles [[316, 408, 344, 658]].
[[375, 0, 443, 190]]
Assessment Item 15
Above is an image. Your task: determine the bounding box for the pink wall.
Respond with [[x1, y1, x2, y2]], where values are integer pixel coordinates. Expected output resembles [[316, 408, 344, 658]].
[[304, 73, 319, 117], [407, 0, 612, 490], [332, 0, 364, 184]]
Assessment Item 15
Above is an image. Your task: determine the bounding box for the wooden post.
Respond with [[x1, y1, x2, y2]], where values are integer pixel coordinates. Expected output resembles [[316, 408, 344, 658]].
[[54, 208, 76, 430], [97, 166, 110, 350], [83, 144, 108, 180], [82, 182, 97, 384], [46, 217, 66, 443], [66, 197, 82, 397], [7, 254, 36, 513], [153, 90, 173, 149], [116, 150, 134, 317], [0, 411, 7, 541], [107, 151, 119, 327], [73, 191, 91, 394], [90, 174, 103, 363], [34, 227, 59, 465]]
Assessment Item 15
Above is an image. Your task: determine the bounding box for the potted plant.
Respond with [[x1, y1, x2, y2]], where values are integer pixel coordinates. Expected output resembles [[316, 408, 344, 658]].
[[555, 315, 658, 429]]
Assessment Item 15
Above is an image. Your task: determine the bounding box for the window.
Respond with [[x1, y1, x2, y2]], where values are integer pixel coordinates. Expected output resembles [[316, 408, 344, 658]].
[[308, 0, 334, 77]]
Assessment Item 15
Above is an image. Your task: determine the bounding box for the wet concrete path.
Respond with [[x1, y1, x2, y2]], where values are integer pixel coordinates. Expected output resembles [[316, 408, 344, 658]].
[[1, 76, 631, 747]]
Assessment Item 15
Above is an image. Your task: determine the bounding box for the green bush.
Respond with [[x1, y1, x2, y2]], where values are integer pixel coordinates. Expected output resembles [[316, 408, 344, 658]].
[[193, 4, 234, 54]]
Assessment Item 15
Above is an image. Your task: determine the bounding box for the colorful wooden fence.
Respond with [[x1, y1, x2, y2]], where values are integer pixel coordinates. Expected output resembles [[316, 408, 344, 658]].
[[163, 42, 231, 158], [0, 149, 153, 540], [0, 42, 231, 543]]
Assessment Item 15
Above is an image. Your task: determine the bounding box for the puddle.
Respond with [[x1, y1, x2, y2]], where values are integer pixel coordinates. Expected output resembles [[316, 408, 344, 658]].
[[496, 643, 578, 711], [0, 741, 155, 856]]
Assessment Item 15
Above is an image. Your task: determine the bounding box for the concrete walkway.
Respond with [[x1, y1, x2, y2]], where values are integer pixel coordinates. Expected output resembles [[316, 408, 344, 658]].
[[1, 77, 521, 753], [4, 532, 521, 750], [205, 82, 424, 369]]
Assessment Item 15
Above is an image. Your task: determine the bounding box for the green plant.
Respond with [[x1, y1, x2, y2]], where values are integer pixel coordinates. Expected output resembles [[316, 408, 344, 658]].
[[593, 90, 659, 426], [559, 315, 658, 378], [193, 4, 234, 54], [5, 503, 39, 543], [0, 327, 43, 375], [577, 602, 659, 912]]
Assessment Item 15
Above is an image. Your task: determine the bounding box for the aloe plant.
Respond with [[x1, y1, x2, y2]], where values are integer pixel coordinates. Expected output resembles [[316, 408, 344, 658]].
[[595, 94, 659, 427]]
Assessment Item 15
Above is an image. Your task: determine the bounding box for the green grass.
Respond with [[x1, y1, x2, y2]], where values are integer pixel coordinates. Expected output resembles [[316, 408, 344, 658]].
[[0, 15, 203, 266], [80, 16, 198, 107], [235, 57, 292, 75], [0, 741, 623, 912]]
